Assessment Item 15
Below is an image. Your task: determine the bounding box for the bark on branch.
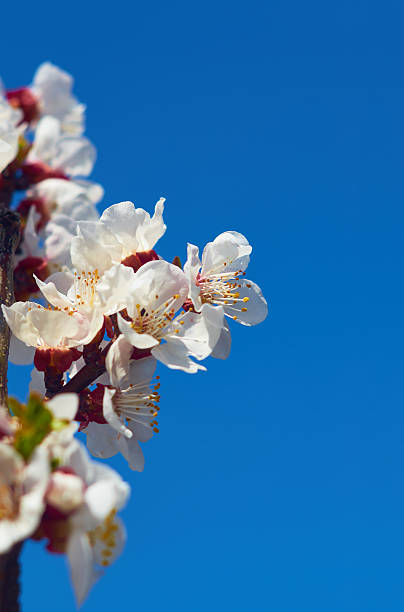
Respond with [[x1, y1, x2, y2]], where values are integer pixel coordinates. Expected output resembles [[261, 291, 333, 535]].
[[0, 208, 20, 408], [0, 206, 21, 611]]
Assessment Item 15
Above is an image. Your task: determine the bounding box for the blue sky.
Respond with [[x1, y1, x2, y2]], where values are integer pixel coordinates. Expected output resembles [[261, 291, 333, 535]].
[[2, 1, 404, 610]]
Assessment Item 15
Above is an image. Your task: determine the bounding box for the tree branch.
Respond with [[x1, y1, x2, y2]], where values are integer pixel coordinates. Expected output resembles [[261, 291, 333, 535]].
[[0, 208, 20, 408], [0, 205, 21, 611], [0, 543, 22, 612]]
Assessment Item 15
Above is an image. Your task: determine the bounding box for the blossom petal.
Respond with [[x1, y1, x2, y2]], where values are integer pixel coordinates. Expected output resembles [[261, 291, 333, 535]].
[[152, 338, 206, 373], [105, 335, 133, 388], [201, 230, 252, 276], [210, 319, 232, 359], [86, 423, 119, 459], [46, 393, 78, 421], [67, 532, 96, 607], [172, 304, 224, 360], [184, 243, 203, 310], [224, 278, 268, 326], [102, 387, 132, 439], [117, 314, 159, 349]]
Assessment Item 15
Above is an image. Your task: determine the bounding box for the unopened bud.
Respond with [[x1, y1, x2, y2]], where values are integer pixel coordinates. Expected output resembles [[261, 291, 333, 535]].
[[46, 471, 84, 515]]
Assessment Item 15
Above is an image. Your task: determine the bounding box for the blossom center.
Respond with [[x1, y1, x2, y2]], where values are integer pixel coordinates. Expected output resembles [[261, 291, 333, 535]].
[[199, 269, 249, 319], [88, 509, 120, 567], [114, 376, 161, 434], [0, 481, 19, 521], [73, 269, 100, 309], [130, 294, 180, 340]]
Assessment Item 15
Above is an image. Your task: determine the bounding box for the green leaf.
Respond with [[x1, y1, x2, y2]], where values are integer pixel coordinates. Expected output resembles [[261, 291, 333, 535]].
[[12, 393, 53, 461]]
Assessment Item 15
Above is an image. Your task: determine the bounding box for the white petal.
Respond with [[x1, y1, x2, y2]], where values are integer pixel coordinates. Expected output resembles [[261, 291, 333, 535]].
[[96, 264, 136, 315], [171, 304, 224, 360], [124, 356, 157, 389], [136, 197, 166, 251], [184, 243, 203, 310], [152, 338, 206, 373], [46, 393, 78, 420], [67, 532, 96, 607], [9, 334, 35, 365], [210, 319, 232, 359], [102, 387, 132, 439], [85, 423, 119, 459], [29, 308, 79, 346], [52, 136, 96, 176], [2, 303, 39, 347], [201, 231, 252, 276], [125, 259, 188, 315], [105, 335, 133, 388], [34, 273, 73, 310], [118, 314, 159, 349], [224, 278, 268, 326], [28, 116, 60, 163], [29, 368, 45, 394]]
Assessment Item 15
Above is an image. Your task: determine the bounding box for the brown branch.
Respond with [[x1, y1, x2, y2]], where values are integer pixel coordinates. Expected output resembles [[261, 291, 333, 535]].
[[0, 205, 21, 610], [0, 208, 20, 408], [0, 543, 22, 612], [60, 345, 108, 395]]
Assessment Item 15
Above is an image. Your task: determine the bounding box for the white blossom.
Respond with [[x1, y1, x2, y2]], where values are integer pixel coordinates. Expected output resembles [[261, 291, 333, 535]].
[[184, 231, 268, 326], [86, 357, 160, 471], [0, 444, 49, 553], [0, 98, 22, 172], [71, 199, 166, 275], [54, 439, 129, 606], [34, 262, 137, 345], [2, 302, 88, 359], [28, 116, 96, 177], [112, 260, 224, 373], [31, 62, 85, 135]]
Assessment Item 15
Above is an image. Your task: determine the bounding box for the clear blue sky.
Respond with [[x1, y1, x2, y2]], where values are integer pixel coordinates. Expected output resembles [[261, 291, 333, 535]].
[[2, 1, 404, 610]]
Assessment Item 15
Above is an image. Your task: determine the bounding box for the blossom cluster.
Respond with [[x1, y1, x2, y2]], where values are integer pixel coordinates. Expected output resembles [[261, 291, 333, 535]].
[[0, 63, 268, 605]]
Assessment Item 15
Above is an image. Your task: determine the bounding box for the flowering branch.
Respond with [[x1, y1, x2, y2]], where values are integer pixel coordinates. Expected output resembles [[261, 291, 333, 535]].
[[0, 62, 269, 609]]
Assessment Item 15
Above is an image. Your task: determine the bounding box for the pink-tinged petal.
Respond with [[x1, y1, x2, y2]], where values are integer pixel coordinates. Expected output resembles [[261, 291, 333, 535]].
[[117, 314, 159, 349]]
